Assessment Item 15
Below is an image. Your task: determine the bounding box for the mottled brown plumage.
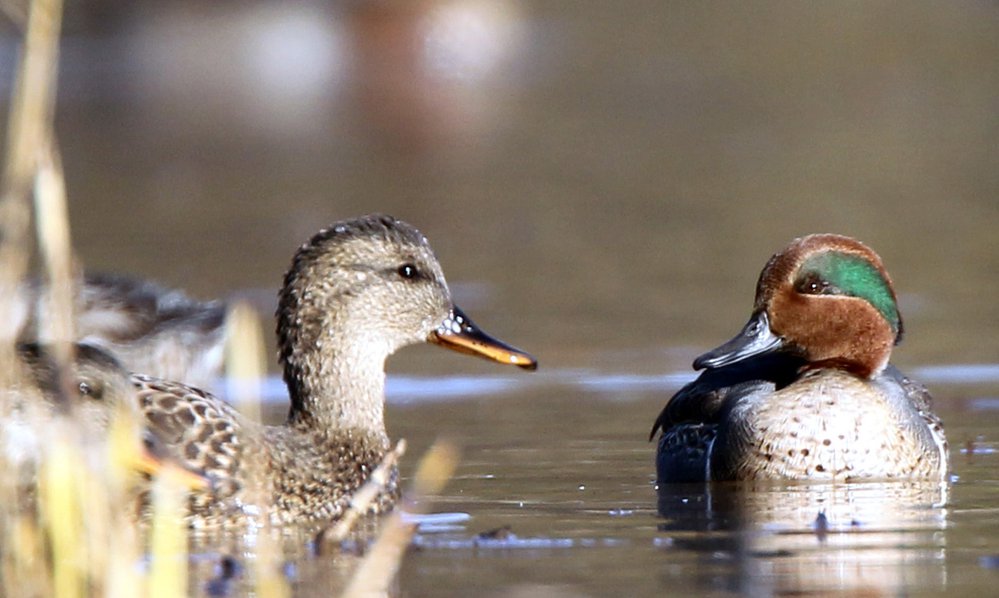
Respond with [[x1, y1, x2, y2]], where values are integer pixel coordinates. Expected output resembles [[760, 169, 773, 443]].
[[131, 214, 536, 528], [15, 273, 228, 390]]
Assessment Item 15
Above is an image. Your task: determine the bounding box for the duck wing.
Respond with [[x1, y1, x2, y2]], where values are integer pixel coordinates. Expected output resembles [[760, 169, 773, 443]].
[[650, 352, 804, 441], [132, 374, 245, 498]]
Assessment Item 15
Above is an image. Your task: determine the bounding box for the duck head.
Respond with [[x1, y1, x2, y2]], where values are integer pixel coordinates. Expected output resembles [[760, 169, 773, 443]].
[[17, 342, 136, 428], [277, 214, 536, 427], [694, 234, 903, 379], [14, 342, 203, 485]]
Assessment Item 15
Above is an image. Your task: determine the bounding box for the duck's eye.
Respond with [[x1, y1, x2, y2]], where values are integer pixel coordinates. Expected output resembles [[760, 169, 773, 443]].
[[78, 380, 104, 400], [796, 273, 836, 295], [397, 263, 419, 280]]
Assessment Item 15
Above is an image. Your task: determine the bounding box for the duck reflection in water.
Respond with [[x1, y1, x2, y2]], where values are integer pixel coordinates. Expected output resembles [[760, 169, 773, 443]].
[[655, 480, 947, 595]]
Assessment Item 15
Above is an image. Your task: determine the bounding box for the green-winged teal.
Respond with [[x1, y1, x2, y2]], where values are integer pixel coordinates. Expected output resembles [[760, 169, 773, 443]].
[[130, 214, 536, 528], [651, 234, 947, 482]]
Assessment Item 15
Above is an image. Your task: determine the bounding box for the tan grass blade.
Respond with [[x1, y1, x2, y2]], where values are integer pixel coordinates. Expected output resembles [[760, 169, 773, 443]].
[[148, 465, 192, 598], [225, 301, 290, 598], [322, 439, 408, 546], [0, 0, 62, 377], [342, 440, 461, 598]]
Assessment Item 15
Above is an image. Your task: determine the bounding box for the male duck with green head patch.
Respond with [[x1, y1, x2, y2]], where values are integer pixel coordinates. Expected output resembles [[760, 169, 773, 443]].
[[651, 234, 948, 482]]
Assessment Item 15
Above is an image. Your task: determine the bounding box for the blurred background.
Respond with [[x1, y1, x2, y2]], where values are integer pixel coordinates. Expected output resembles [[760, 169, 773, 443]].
[[1, 0, 996, 375], [2, 2, 998, 595]]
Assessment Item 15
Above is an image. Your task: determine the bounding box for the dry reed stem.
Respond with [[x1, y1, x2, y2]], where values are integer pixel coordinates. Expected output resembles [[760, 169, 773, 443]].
[[4, 514, 52, 596], [30, 46, 151, 598], [33, 140, 77, 400], [102, 407, 147, 598], [322, 439, 408, 546], [148, 465, 193, 598], [342, 440, 461, 598], [26, 15, 111, 597], [32, 136, 130, 598], [0, 0, 62, 374], [0, 2, 71, 598], [225, 301, 267, 420], [1, 0, 60, 183], [38, 429, 87, 598], [0, 5, 163, 598], [225, 300, 291, 598], [1, 0, 64, 594]]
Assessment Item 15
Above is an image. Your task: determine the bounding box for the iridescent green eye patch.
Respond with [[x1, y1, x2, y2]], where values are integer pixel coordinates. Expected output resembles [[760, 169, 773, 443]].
[[797, 251, 900, 334]]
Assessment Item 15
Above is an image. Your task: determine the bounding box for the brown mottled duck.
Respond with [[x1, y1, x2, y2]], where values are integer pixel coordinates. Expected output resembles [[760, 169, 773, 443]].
[[130, 214, 536, 528]]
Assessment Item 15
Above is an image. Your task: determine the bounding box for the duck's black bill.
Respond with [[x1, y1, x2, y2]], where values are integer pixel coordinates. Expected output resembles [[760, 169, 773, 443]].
[[430, 306, 537, 371], [693, 310, 784, 370]]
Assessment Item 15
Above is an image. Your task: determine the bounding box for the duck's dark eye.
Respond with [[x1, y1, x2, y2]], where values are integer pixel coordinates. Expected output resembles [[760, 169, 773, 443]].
[[397, 263, 419, 280], [795, 273, 838, 295], [78, 381, 94, 397]]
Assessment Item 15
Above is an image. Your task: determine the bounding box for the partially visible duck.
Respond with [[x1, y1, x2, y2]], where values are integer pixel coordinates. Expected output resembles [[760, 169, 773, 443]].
[[0, 343, 210, 502], [15, 273, 227, 390], [2, 342, 171, 481], [131, 214, 536, 528], [651, 234, 947, 482], [13, 341, 135, 424]]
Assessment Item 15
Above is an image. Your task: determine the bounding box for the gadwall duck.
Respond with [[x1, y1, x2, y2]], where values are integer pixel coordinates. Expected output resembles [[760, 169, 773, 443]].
[[130, 214, 536, 528], [2, 342, 172, 481]]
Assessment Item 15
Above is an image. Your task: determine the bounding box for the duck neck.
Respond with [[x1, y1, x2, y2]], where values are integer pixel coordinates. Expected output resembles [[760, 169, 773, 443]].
[[280, 318, 389, 440]]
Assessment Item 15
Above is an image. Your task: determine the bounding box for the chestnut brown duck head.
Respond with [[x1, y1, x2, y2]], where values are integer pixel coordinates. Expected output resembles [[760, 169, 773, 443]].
[[694, 234, 903, 379]]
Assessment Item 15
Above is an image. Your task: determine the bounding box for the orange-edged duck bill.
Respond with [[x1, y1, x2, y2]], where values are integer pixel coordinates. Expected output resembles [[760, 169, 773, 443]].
[[430, 306, 537, 370]]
